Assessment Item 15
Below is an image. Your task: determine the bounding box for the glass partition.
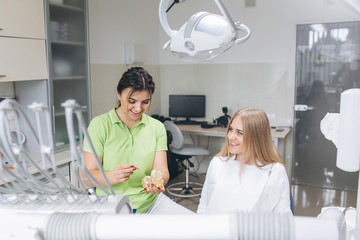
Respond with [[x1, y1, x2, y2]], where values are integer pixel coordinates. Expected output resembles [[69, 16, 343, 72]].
[[293, 21, 360, 191]]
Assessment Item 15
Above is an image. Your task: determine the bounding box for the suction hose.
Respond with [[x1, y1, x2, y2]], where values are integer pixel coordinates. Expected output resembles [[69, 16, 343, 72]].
[[66, 212, 295, 240], [44, 212, 99, 240], [33, 211, 339, 240], [43, 212, 294, 240]]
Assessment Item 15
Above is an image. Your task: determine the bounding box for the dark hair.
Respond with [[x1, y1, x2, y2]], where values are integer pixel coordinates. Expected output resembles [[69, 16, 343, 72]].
[[116, 67, 155, 107]]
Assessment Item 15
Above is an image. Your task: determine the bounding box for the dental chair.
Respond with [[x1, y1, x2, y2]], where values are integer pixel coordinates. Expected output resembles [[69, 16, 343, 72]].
[[164, 121, 210, 198]]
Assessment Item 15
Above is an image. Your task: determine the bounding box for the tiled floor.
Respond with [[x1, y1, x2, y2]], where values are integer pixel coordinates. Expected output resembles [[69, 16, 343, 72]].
[[165, 172, 357, 216]]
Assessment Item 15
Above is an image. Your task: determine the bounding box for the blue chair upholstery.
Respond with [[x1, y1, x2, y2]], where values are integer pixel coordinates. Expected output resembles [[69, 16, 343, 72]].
[[290, 191, 294, 214]]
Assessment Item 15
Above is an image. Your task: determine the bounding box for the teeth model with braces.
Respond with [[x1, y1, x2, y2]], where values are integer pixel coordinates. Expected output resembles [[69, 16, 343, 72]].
[[141, 170, 164, 191]]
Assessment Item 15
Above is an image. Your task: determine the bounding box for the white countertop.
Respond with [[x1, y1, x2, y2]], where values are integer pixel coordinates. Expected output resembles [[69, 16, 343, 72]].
[[177, 125, 291, 139]]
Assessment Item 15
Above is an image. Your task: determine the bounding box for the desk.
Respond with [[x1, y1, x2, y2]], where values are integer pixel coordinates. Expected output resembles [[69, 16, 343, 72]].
[[177, 124, 291, 160]]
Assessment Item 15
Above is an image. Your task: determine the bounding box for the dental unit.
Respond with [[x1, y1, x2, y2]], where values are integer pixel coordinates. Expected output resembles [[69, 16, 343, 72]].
[[1, 0, 360, 238]]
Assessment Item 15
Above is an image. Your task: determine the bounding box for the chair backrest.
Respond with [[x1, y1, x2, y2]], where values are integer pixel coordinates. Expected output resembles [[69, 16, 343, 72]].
[[164, 121, 184, 150]]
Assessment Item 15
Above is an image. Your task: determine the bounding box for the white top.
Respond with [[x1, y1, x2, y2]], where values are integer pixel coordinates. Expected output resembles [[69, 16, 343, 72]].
[[197, 155, 292, 215]]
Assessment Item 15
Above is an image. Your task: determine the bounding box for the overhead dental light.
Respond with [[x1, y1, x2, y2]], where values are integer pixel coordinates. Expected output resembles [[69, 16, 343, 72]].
[[159, 0, 251, 62]]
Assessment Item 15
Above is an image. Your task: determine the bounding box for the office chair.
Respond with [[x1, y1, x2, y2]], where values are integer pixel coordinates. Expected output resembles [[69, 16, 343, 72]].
[[164, 121, 210, 198]]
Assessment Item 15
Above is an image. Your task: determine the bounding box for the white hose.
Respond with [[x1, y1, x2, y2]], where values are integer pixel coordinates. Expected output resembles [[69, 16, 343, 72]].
[[45, 212, 99, 240], [0, 209, 344, 240]]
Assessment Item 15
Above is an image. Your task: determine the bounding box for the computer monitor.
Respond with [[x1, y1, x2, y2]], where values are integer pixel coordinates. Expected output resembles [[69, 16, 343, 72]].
[[169, 95, 205, 121]]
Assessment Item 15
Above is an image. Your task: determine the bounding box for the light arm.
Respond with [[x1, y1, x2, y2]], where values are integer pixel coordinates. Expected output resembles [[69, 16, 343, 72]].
[[159, 0, 176, 37]]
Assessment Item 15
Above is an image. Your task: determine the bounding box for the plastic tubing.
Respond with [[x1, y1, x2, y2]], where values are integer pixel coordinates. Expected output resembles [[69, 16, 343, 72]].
[[94, 213, 339, 240], [1, 211, 342, 240], [44, 212, 99, 240]]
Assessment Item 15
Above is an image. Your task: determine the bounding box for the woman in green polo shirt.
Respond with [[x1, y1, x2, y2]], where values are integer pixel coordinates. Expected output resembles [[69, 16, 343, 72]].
[[83, 67, 193, 214]]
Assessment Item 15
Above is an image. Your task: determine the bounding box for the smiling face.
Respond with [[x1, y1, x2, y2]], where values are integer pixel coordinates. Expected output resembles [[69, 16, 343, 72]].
[[227, 116, 245, 159], [117, 88, 151, 125]]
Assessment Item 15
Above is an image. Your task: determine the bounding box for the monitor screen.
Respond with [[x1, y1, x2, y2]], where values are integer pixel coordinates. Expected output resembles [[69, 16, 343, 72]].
[[169, 95, 205, 118]]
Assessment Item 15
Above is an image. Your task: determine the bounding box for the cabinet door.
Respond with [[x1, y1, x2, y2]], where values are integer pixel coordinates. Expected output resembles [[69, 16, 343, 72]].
[[0, 0, 45, 39], [46, 0, 91, 150], [0, 38, 47, 82]]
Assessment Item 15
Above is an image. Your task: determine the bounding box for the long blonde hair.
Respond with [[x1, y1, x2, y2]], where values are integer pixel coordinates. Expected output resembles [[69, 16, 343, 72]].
[[217, 108, 283, 168]]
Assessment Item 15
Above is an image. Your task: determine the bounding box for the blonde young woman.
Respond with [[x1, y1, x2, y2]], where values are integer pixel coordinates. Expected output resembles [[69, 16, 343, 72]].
[[197, 108, 292, 214]]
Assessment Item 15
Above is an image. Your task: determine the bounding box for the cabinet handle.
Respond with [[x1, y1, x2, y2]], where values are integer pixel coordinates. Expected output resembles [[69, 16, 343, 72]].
[[0, 75, 6, 78]]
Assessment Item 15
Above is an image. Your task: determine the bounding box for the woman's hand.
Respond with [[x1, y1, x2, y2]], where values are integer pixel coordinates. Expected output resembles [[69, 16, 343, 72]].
[[111, 164, 136, 185], [142, 170, 165, 195], [150, 184, 165, 194], [144, 182, 165, 194]]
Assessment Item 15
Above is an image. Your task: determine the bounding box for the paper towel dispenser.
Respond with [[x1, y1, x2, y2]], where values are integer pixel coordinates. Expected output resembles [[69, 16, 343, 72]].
[[124, 43, 144, 65]]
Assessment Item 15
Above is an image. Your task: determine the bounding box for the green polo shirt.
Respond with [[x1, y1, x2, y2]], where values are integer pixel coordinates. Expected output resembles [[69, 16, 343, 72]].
[[83, 108, 167, 213]]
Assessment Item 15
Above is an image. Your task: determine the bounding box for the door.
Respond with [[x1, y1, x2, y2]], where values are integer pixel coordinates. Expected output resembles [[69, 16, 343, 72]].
[[293, 21, 360, 191]]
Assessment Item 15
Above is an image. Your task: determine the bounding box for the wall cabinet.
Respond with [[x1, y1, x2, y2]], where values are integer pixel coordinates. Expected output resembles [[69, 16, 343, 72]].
[[0, 0, 47, 153], [0, 0, 47, 82], [0, 0, 45, 39], [1, 0, 90, 152], [0, 38, 47, 82], [45, 0, 91, 149]]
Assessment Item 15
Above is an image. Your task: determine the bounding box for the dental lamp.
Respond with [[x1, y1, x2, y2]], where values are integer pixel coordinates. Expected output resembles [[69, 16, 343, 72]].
[[159, 0, 251, 62]]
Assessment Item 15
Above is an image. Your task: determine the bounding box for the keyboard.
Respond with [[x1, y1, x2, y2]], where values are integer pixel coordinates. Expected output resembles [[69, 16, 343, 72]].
[[174, 120, 207, 125], [201, 123, 215, 128]]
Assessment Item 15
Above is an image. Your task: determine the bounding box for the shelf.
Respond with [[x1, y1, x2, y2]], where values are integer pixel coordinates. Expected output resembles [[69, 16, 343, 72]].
[[53, 76, 86, 81], [49, 1, 85, 43], [55, 107, 87, 117], [49, 3, 84, 12], [51, 40, 85, 46]]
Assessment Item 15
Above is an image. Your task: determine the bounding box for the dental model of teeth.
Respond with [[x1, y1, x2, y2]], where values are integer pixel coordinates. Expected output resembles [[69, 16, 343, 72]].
[[142, 170, 164, 192], [142, 176, 152, 192], [151, 169, 165, 187]]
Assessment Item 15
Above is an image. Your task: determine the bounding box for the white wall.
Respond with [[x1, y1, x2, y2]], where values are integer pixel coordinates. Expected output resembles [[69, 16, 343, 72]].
[[87, 0, 360, 65], [88, 0, 159, 64], [87, 1, 359, 113], [159, 63, 292, 125], [87, 0, 360, 173], [88, 0, 162, 116], [156, 0, 359, 124], [159, 0, 359, 64]]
